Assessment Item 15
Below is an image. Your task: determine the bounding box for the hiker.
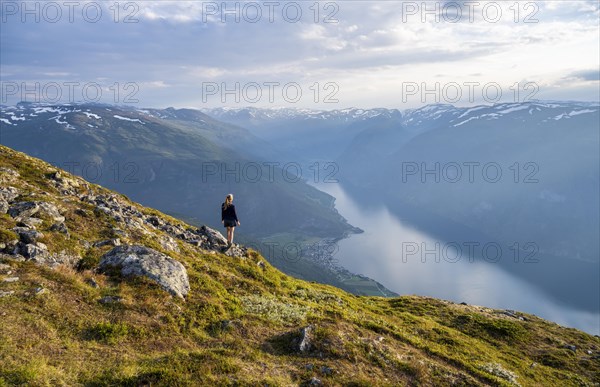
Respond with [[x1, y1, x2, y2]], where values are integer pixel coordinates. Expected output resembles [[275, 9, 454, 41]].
[[221, 193, 240, 247]]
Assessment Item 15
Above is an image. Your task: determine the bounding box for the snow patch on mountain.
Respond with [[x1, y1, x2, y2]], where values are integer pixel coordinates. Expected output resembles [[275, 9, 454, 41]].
[[83, 112, 101, 120], [113, 115, 144, 123], [496, 105, 530, 114]]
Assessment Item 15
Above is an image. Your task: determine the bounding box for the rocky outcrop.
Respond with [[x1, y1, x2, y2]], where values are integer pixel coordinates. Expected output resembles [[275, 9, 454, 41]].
[[1, 190, 80, 268], [0, 161, 249, 301], [99, 245, 190, 298], [77, 191, 247, 258], [8, 201, 65, 223]]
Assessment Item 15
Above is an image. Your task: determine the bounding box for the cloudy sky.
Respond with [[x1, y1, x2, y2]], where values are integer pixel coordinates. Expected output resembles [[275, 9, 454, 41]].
[[1, 0, 599, 108]]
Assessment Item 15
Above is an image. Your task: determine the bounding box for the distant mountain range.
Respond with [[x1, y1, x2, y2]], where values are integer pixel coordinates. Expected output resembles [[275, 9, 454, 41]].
[[201, 106, 404, 163], [2, 100, 598, 305]]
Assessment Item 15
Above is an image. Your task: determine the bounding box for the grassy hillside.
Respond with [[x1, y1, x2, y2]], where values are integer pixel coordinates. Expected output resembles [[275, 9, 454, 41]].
[[0, 145, 598, 386]]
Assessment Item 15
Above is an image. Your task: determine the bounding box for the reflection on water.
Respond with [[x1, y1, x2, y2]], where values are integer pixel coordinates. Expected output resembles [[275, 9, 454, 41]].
[[315, 182, 600, 335]]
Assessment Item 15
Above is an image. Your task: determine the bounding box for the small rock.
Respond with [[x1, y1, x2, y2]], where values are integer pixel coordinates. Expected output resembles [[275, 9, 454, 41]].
[[50, 222, 70, 236], [320, 366, 333, 376], [305, 377, 323, 386], [0, 253, 25, 262], [586, 350, 593, 355], [3, 277, 19, 283], [305, 363, 314, 370], [34, 287, 46, 295], [564, 345, 577, 352], [0, 263, 11, 274], [93, 238, 121, 248], [529, 362, 537, 368], [0, 199, 8, 214], [159, 235, 180, 252], [37, 202, 65, 222], [0, 186, 19, 202], [0, 290, 15, 297], [460, 302, 468, 305], [297, 325, 314, 353], [257, 261, 266, 269], [502, 310, 521, 319], [75, 208, 89, 217], [87, 278, 99, 288], [8, 202, 39, 219], [111, 228, 127, 237], [16, 217, 43, 228], [98, 295, 122, 304], [18, 242, 49, 261], [12, 227, 44, 244], [146, 216, 164, 227]]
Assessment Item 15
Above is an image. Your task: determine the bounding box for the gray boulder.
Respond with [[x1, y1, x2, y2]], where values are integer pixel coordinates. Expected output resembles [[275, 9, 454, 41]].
[[298, 325, 314, 353], [50, 222, 70, 237], [100, 245, 190, 298], [159, 235, 180, 252], [0, 168, 19, 184], [8, 202, 40, 218], [0, 186, 19, 202], [8, 201, 64, 223], [16, 217, 44, 229], [18, 242, 50, 262], [93, 238, 121, 248], [37, 202, 65, 222], [0, 199, 8, 214], [12, 227, 44, 244], [199, 225, 228, 247]]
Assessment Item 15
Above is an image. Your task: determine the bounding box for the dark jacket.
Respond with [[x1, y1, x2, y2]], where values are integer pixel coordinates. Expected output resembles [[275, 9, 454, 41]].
[[221, 203, 238, 222]]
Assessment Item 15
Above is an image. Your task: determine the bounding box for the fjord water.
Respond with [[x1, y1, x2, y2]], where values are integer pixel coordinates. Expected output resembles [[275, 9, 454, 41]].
[[314, 182, 600, 335]]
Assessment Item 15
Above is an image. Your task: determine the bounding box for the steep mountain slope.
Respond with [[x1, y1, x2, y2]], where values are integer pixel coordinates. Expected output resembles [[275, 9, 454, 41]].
[[0, 102, 401, 297], [1, 146, 599, 386], [0, 102, 351, 240]]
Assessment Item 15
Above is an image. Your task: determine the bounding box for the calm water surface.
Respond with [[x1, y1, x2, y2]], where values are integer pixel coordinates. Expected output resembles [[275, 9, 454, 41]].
[[315, 182, 599, 335]]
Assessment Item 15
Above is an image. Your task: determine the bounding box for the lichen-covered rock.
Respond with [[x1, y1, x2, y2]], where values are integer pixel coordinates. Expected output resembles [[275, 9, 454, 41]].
[[18, 242, 50, 261], [159, 235, 180, 252], [200, 225, 228, 247], [93, 238, 121, 248], [8, 201, 40, 218], [37, 202, 65, 222], [50, 222, 70, 237], [0, 199, 8, 214], [16, 217, 43, 229], [12, 227, 44, 244], [8, 201, 65, 222], [0, 168, 20, 184], [100, 245, 190, 298], [0, 186, 19, 202]]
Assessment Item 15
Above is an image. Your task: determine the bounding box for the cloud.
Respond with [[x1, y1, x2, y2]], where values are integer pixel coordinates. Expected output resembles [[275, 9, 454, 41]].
[[566, 69, 600, 82], [1, 0, 598, 108]]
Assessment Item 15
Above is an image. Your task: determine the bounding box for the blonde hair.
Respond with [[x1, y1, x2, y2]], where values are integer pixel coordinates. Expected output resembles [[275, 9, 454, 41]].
[[224, 194, 233, 209]]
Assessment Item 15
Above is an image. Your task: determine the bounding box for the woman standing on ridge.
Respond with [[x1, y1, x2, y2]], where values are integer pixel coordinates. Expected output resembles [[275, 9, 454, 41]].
[[221, 193, 240, 247]]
